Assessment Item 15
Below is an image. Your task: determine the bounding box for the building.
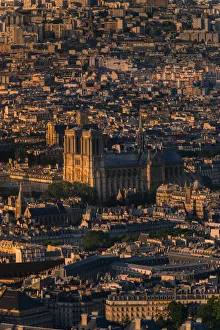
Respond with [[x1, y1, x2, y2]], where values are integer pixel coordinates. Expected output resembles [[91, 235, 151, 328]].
[[0, 259, 64, 283], [147, 0, 168, 8], [178, 319, 207, 330], [63, 122, 184, 201], [125, 318, 161, 330], [62, 255, 119, 282], [73, 312, 122, 330], [105, 291, 220, 322], [46, 122, 75, 146], [156, 182, 210, 219], [76, 110, 89, 126], [29, 228, 83, 246], [0, 289, 52, 327], [23, 202, 69, 226], [43, 291, 94, 328], [14, 244, 46, 263], [0, 324, 60, 330], [197, 156, 220, 187]]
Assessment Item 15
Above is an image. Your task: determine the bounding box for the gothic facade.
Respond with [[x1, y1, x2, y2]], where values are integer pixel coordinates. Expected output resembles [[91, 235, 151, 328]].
[[46, 122, 76, 146], [63, 124, 184, 201]]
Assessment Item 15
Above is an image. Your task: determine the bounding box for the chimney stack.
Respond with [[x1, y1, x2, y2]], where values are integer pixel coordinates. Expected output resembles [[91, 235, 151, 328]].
[[196, 318, 202, 323], [135, 318, 142, 330], [81, 313, 88, 326], [91, 311, 99, 317], [185, 320, 192, 330]]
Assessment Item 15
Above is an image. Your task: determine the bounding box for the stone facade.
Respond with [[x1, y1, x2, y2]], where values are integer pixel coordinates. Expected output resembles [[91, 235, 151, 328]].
[[105, 291, 220, 322], [63, 124, 184, 201]]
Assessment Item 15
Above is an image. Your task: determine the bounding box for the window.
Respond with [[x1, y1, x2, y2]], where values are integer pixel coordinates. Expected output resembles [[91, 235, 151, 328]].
[[76, 169, 81, 180], [75, 159, 81, 165], [76, 136, 81, 154], [96, 138, 99, 155], [84, 139, 88, 154], [92, 139, 96, 154]]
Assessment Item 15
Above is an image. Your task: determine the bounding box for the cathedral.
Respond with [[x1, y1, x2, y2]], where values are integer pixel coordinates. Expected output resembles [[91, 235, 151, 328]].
[[63, 119, 184, 201]]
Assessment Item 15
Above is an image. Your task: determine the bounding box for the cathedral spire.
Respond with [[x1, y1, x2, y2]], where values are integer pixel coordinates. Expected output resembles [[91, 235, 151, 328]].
[[15, 182, 25, 219], [136, 114, 145, 156], [88, 9, 94, 38], [138, 113, 143, 131], [18, 182, 24, 203]]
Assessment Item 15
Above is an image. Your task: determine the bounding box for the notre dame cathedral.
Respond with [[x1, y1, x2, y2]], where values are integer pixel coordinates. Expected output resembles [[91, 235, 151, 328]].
[[63, 118, 184, 201]]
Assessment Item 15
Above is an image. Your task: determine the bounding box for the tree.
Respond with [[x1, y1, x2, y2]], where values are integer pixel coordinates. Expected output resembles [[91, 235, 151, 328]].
[[18, 150, 28, 159], [156, 316, 174, 330], [197, 296, 220, 330], [41, 181, 99, 205], [42, 181, 72, 199], [150, 228, 195, 240], [168, 301, 187, 329], [82, 230, 112, 251]]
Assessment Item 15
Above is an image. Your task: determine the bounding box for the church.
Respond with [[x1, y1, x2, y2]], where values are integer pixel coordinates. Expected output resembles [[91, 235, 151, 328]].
[[63, 118, 184, 202]]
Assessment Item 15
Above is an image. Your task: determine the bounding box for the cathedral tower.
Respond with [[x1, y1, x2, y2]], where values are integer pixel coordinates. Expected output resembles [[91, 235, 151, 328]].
[[76, 109, 89, 126], [63, 124, 106, 201]]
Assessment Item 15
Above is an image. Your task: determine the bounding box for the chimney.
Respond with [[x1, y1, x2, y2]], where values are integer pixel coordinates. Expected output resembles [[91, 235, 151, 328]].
[[17, 327, 24, 330], [91, 311, 99, 317], [81, 313, 88, 326], [135, 318, 141, 330], [185, 320, 192, 330], [196, 318, 202, 323]]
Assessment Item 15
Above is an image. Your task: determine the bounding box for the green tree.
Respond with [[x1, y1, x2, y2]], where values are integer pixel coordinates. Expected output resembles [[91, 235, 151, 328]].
[[150, 228, 196, 240], [42, 181, 72, 199], [168, 301, 187, 329], [197, 296, 220, 330], [41, 181, 99, 205], [18, 150, 28, 159], [156, 316, 174, 330], [82, 230, 112, 251]]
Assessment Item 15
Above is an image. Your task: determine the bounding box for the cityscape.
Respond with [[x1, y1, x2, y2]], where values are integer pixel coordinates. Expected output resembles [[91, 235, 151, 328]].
[[0, 0, 219, 329]]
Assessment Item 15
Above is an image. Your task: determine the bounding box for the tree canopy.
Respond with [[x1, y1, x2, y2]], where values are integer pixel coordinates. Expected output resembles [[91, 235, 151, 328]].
[[197, 296, 220, 330], [42, 181, 99, 205], [168, 301, 187, 329], [82, 230, 111, 251], [82, 231, 138, 251], [150, 227, 195, 240], [156, 298, 220, 330], [156, 301, 187, 330]]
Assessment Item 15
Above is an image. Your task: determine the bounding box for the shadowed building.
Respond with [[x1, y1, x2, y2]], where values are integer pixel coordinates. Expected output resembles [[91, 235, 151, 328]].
[[0, 289, 52, 327], [23, 202, 69, 226]]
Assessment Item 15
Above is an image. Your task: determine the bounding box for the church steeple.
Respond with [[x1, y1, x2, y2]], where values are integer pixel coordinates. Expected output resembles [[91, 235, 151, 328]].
[[88, 9, 94, 38], [138, 113, 143, 131], [136, 114, 145, 156], [15, 183, 25, 219]]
